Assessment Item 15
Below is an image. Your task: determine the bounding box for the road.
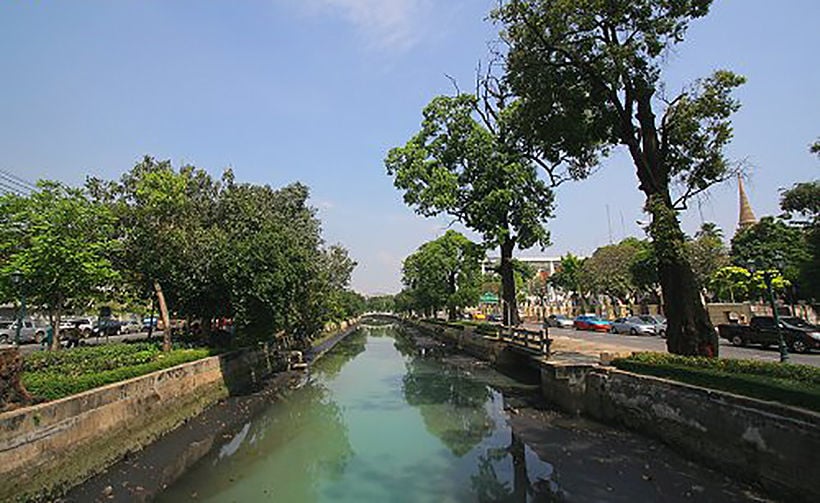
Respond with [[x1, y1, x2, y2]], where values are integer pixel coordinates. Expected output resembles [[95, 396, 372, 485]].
[[1, 331, 157, 356], [538, 325, 820, 367], [4, 324, 818, 367]]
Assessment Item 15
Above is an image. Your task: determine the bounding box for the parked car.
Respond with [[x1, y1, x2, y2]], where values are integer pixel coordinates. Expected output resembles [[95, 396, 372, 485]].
[[93, 319, 125, 336], [637, 315, 667, 337], [60, 317, 95, 337], [573, 315, 612, 332], [717, 316, 820, 353], [487, 313, 503, 322], [0, 319, 47, 344], [121, 319, 142, 334], [142, 316, 159, 332], [610, 316, 657, 335], [545, 314, 574, 329]]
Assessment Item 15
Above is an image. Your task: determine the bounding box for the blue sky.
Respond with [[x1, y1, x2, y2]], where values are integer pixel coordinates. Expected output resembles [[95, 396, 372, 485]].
[[2, 1, 818, 294]]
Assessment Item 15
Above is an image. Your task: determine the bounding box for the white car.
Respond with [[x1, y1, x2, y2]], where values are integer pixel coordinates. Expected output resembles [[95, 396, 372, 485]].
[[0, 319, 47, 344]]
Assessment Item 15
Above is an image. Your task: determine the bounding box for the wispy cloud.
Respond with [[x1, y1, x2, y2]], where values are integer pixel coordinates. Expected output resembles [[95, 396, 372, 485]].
[[299, 0, 432, 50]]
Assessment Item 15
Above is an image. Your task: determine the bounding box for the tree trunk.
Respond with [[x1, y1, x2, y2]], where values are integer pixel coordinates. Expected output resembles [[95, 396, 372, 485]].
[[626, 86, 717, 357], [499, 239, 519, 326], [154, 280, 172, 352], [447, 271, 457, 321], [50, 304, 62, 351], [647, 196, 717, 356]]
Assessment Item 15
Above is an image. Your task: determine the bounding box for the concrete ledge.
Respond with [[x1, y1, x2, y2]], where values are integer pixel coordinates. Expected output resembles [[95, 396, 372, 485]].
[[0, 344, 281, 501], [540, 361, 820, 502]]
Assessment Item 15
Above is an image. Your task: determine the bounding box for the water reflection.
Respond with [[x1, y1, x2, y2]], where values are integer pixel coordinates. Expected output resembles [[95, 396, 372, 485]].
[[160, 327, 561, 502]]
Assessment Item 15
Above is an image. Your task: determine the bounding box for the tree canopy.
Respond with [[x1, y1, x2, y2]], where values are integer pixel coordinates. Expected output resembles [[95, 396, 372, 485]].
[[493, 0, 741, 355], [0, 181, 119, 348], [401, 230, 483, 319], [386, 93, 554, 324]]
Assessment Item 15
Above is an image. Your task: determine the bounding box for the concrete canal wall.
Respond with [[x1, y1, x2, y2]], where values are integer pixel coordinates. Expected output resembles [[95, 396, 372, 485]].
[[406, 318, 819, 502], [541, 362, 820, 503], [0, 323, 359, 501]]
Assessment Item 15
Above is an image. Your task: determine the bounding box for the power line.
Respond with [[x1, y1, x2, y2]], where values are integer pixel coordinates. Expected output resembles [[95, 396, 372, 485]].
[[0, 169, 36, 192]]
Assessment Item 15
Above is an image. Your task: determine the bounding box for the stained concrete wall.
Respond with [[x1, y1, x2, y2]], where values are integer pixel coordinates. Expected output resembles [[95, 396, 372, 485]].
[[541, 362, 820, 503], [0, 345, 282, 501]]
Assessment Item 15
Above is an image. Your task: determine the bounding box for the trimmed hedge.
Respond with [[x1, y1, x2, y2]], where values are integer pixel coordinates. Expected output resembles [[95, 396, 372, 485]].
[[613, 352, 820, 413], [22, 343, 213, 401]]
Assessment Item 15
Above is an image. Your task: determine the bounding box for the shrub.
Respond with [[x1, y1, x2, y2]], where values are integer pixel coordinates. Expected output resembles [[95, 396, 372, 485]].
[[22, 343, 213, 401], [613, 352, 820, 413]]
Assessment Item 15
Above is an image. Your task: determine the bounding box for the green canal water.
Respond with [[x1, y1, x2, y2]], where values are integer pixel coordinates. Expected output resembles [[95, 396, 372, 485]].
[[158, 325, 558, 502]]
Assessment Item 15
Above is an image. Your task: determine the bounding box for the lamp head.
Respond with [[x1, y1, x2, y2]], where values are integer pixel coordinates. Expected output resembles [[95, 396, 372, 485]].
[[10, 270, 23, 286]]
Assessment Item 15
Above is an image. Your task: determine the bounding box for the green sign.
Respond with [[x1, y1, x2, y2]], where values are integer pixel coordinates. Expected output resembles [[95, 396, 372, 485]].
[[479, 292, 499, 304]]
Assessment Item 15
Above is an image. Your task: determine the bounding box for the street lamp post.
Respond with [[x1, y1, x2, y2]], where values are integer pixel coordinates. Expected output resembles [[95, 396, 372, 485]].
[[747, 262, 789, 363], [762, 270, 789, 363], [10, 270, 26, 346]]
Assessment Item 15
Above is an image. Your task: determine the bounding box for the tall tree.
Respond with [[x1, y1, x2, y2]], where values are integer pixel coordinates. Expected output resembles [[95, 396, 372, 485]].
[[781, 179, 820, 300], [0, 182, 119, 349], [402, 231, 483, 320], [549, 253, 588, 313], [495, 0, 744, 356], [386, 94, 554, 325]]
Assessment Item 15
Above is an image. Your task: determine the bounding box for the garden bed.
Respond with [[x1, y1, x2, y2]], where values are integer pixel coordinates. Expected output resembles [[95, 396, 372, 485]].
[[22, 343, 214, 401], [612, 352, 820, 413]]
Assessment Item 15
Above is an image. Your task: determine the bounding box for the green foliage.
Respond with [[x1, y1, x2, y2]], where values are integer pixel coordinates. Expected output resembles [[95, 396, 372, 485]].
[[0, 181, 119, 343], [709, 265, 788, 302], [401, 231, 483, 318], [386, 92, 555, 324], [687, 222, 729, 290], [22, 343, 212, 401], [88, 157, 358, 345], [730, 216, 810, 284], [581, 238, 650, 303], [781, 180, 820, 300], [613, 352, 820, 412], [365, 295, 396, 313], [548, 253, 587, 307], [494, 0, 737, 354]]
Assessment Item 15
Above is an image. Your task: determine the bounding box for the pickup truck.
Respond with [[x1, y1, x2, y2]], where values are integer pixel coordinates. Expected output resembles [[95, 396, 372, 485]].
[[0, 319, 47, 344], [717, 316, 820, 353]]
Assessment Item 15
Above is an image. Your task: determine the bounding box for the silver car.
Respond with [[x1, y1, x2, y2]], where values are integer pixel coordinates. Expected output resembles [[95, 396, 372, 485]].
[[610, 316, 656, 335], [638, 315, 667, 337], [545, 314, 574, 329]]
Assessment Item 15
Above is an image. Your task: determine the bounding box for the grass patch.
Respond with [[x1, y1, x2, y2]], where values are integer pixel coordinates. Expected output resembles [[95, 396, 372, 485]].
[[22, 343, 214, 401], [613, 352, 820, 413]]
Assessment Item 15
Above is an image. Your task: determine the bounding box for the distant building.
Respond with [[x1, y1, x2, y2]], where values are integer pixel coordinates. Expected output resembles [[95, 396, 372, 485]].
[[737, 174, 757, 231]]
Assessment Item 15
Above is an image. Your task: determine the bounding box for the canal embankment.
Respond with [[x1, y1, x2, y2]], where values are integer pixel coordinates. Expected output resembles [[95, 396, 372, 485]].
[[408, 317, 818, 502], [0, 321, 360, 502]]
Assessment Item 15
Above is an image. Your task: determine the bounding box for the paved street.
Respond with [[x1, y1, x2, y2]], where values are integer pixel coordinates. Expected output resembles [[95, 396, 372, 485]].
[[1, 331, 156, 356], [538, 325, 820, 367]]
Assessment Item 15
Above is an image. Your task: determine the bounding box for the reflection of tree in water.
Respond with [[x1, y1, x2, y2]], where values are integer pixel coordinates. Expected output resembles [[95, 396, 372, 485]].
[[314, 329, 368, 378], [471, 432, 564, 503], [402, 356, 495, 457]]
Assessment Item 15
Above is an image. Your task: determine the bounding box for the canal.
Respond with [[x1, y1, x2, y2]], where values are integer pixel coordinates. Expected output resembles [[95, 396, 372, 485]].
[[152, 323, 769, 502]]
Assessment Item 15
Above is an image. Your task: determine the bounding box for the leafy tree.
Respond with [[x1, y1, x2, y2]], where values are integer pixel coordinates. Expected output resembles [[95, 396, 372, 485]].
[[0, 182, 119, 349], [709, 265, 789, 303], [494, 0, 744, 355], [781, 179, 820, 300], [687, 222, 730, 294], [730, 217, 810, 285], [386, 94, 554, 325], [581, 238, 648, 304], [401, 231, 483, 320], [365, 295, 396, 313], [549, 253, 588, 312]]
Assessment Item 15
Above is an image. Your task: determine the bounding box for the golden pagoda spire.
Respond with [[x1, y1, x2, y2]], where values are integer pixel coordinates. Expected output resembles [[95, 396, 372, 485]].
[[738, 174, 756, 230]]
